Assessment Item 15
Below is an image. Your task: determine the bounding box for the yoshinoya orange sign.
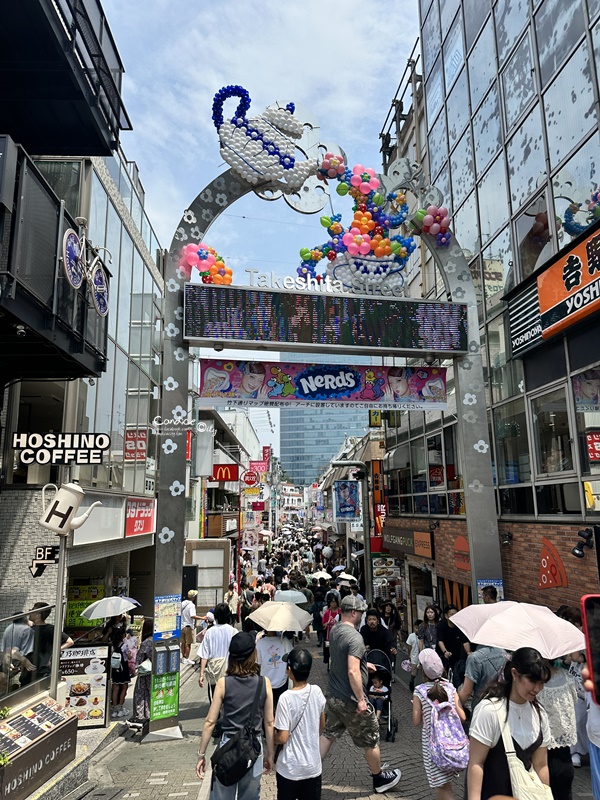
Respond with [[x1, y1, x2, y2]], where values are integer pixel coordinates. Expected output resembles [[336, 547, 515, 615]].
[[212, 464, 239, 482], [538, 224, 600, 338]]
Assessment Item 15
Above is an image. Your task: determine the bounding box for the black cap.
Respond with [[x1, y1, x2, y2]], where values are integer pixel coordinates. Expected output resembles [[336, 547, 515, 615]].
[[283, 647, 312, 677], [229, 631, 256, 660]]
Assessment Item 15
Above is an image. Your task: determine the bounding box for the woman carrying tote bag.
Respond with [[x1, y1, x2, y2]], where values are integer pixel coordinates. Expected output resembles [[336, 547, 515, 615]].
[[467, 647, 553, 800], [196, 631, 274, 800]]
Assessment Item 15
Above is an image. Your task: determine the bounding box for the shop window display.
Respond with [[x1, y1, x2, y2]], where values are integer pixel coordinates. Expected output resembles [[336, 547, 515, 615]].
[[531, 387, 574, 475], [515, 193, 554, 280], [494, 397, 531, 483], [551, 131, 600, 245]]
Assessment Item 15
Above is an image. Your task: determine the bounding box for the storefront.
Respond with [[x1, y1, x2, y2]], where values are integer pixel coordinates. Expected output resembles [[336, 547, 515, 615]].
[[381, 521, 434, 632]]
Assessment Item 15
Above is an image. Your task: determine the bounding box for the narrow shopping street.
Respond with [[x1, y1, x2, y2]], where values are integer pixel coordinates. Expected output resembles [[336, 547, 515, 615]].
[[85, 637, 593, 800]]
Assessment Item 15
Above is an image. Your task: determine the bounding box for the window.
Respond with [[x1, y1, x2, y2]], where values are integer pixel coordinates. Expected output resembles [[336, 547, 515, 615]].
[[428, 433, 445, 488], [444, 425, 462, 489], [429, 110, 449, 179], [502, 33, 534, 131], [488, 315, 524, 402], [552, 132, 600, 244], [411, 439, 427, 493], [535, 0, 586, 87], [536, 482, 581, 514], [478, 156, 510, 247], [494, 0, 529, 65], [463, 0, 488, 50], [440, 0, 460, 38], [452, 192, 479, 256], [473, 84, 502, 176], [426, 57, 445, 128], [483, 228, 514, 311], [573, 369, 600, 476], [500, 486, 534, 514], [590, 0, 600, 22], [494, 398, 530, 483], [543, 43, 596, 170], [468, 19, 496, 111], [515, 193, 553, 280], [422, 2, 442, 79], [117, 231, 134, 351], [447, 69, 470, 146], [506, 105, 546, 210], [531, 388, 574, 475], [35, 161, 81, 217], [88, 172, 108, 246], [444, 10, 464, 90]]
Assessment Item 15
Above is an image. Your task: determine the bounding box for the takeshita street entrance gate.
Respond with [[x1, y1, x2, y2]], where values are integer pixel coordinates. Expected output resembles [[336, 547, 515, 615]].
[[147, 87, 502, 739]]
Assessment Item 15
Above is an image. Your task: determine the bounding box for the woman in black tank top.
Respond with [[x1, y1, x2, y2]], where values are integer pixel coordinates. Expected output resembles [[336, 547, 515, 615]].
[[196, 631, 274, 799]]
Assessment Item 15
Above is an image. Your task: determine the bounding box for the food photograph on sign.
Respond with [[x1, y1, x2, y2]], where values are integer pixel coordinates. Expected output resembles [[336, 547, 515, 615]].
[[198, 359, 446, 410]]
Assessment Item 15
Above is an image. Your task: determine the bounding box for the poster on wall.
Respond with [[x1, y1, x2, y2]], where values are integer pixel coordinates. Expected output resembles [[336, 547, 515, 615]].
[[198, 359, 447, 410], [573, 370, 600, 413], [333, 481, 361, 521], [475, 579, 505, 603], [153, 595, 181, 641], [65, 584, 105, 629], [60, 646, 110, 728]]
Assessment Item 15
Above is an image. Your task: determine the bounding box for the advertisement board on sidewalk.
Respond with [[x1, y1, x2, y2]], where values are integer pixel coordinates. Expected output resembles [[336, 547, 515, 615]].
[[60, 646, 110, 728], [150, 672, 179, 721]]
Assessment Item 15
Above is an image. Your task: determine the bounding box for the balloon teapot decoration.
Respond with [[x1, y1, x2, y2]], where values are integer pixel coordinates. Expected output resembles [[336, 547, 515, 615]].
[[40, 483, 102, 536]]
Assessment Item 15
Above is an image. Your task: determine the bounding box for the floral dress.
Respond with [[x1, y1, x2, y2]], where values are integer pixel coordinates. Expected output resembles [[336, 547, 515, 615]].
[[133, 637, 153, 721]]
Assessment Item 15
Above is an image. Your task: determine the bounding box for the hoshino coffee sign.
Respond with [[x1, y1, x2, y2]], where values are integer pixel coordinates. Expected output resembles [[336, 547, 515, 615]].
[[12, 433, 111, 464]]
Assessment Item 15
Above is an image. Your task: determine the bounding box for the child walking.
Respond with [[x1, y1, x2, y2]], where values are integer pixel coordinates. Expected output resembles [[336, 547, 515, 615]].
[[412, 649, 467, 800], [406, 619, 421, 692]]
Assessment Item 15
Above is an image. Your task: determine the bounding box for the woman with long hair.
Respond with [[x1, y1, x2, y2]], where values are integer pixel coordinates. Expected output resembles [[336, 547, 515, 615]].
[[418, 605, 441, 651], [467, 647, 552, 800], [131, 620, 153, 723], [196, 632, 274, 799], [537, 657, 578, 800]]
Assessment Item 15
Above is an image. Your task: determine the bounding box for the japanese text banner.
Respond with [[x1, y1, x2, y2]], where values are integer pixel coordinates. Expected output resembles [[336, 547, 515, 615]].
[[198, 359, 447, 410]]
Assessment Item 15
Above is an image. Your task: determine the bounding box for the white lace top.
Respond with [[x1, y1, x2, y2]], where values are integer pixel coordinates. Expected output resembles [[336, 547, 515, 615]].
[[538, 669, 578, 749]]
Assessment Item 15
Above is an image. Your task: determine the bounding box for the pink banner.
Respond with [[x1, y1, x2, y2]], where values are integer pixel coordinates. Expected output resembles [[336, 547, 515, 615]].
[[198, 359, 446, 410]]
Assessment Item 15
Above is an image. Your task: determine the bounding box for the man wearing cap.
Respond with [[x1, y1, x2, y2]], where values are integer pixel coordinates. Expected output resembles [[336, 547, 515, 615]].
[[319, 595, 402, 793], [181, 590, 203, 665]]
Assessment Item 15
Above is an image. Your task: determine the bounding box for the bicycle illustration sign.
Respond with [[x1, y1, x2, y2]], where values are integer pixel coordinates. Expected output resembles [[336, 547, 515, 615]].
[[62, 225, 110, 317]]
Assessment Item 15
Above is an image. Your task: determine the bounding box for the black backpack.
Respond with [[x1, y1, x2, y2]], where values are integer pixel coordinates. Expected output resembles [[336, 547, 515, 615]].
[[210, 677, 263, 786]]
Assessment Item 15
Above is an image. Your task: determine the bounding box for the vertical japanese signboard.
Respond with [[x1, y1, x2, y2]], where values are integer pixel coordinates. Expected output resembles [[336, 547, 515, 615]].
[[60, 646, 110, 728], [150, 673, 179, 721]]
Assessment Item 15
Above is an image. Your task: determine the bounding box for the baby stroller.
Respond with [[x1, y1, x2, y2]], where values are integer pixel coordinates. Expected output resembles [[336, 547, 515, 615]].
[[367, 649, 398, 743]]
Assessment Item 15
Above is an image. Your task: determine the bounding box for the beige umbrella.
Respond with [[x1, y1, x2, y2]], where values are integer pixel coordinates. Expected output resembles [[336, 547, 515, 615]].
[[311, 570, 332, 580], [248, 601, 312, 632], [452, 602, 585, 660]]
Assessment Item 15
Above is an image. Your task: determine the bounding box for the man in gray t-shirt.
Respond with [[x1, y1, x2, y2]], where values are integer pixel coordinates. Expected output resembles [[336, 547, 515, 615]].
[[319, 595, 402, 794]]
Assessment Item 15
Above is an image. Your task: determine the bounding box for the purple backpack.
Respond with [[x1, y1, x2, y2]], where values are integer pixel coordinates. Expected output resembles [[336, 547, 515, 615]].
[[416, 683, 469, 771]]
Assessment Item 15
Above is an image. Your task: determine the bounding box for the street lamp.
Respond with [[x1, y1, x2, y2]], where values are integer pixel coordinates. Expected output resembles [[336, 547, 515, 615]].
[[331, 460, 373, 605]]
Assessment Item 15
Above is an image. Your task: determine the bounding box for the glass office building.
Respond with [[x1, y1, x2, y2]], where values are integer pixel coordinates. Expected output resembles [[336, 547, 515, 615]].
[[279, 353, 371, 486]]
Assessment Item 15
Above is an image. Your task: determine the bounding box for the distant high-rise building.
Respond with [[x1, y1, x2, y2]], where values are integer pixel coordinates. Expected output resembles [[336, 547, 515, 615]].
[[279, 353, 371, 486]]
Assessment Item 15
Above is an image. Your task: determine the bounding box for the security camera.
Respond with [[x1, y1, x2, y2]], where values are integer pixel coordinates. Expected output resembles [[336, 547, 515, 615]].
[[15, 325, 26, 338], [214, 342, 224, 352]]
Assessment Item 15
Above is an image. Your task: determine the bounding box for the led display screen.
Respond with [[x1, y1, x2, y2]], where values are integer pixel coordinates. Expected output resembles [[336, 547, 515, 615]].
[[183, 285, 468, 356]]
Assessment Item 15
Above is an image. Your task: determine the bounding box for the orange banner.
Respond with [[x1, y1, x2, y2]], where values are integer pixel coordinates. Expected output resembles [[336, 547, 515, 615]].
[[538, 226, 600, 338]]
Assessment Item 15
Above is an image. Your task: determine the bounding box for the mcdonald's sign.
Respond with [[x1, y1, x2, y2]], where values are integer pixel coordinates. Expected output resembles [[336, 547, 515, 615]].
[[212, 464, 239, 482]]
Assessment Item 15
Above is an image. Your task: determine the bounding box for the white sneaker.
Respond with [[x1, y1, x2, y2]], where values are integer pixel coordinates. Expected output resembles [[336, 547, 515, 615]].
[[572, 753, 581, 767], [118, 708, 130, 717], [111, 708, 121, 718]]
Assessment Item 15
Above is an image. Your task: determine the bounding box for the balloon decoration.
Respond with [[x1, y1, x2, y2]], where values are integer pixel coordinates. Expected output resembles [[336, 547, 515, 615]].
[[298, 162, 418, 293], [563, 191, 600, 237], [178, 243, 233, 285], [417, 204, 452, 247], [212, 85, 318, 191]]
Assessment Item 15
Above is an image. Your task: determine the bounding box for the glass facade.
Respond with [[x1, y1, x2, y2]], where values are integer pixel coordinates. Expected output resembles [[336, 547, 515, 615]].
[[383, 0, 600, 520]]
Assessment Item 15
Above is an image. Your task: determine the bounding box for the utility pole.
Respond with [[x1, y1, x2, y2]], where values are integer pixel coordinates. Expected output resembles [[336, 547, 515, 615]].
[[331, 460, 373, 605]]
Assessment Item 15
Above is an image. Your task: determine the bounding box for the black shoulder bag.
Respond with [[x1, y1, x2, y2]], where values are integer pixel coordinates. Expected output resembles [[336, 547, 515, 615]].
[[211, 677, 264, 786]]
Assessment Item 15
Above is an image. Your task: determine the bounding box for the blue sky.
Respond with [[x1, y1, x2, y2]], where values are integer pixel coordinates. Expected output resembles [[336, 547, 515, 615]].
[[102, 0, 420, 451]]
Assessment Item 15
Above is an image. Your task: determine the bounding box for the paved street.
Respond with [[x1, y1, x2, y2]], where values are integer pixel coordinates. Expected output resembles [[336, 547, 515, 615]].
[[88, 638, 593, 800]]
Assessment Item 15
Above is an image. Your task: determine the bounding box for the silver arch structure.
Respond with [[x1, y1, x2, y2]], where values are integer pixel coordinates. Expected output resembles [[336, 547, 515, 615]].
[[149, 155, 501, 737]]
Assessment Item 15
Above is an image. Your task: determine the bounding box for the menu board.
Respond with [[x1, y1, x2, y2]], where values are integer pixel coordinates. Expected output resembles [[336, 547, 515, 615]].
[[60, 646, 110, 728], [372, 555, 402, 579], [150, 672, 179, 721], [153, 594, 181, 641], [0, 698, 73, 756]]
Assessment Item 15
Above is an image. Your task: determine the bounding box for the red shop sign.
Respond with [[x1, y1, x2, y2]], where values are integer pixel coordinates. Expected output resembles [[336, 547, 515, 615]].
[[586, 431, 600, 461], [252, 501, 265, 511], [125, 497, 156, 537], [124, 429, 147, 461]]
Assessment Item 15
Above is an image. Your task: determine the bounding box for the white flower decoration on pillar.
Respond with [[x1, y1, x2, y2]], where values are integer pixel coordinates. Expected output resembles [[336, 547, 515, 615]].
[[171, 405, 187, 421], [166, 279, 180, 293], [169, 480, 185, 497], [468, 479, 484, 493], [163, 376, 179, 391], [159, 527, 175, 544], [463, 393, 477, 405], [162, 438, 178, 454], [165, 323, 180, 338], [183, 209, 197, 224], [462, 410, 478, 424], [173, 347, 187, 362], [174, 306, 184, 321], [473, 440, 490, 454]]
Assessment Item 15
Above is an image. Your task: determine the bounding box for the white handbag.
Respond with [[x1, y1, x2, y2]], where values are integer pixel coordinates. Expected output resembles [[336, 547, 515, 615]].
[[493, 701, 553, 800]]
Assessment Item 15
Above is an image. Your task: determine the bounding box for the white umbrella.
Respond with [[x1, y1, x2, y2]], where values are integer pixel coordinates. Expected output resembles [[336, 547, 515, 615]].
[[80, 596, 140, 620], [451, 602, 585, 660], [337, 572, 355, 582], [274, 589, 306, 604], [248, 601, 311, 632], [311, 570, 332, 580], [332, 565, 346, 572], [259, 529, 274, 537]]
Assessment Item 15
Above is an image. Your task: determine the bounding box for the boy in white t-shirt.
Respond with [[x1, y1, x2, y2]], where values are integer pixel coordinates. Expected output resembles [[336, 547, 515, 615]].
[[274, 647, 326, 800], [406, 619, 422, 692]]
